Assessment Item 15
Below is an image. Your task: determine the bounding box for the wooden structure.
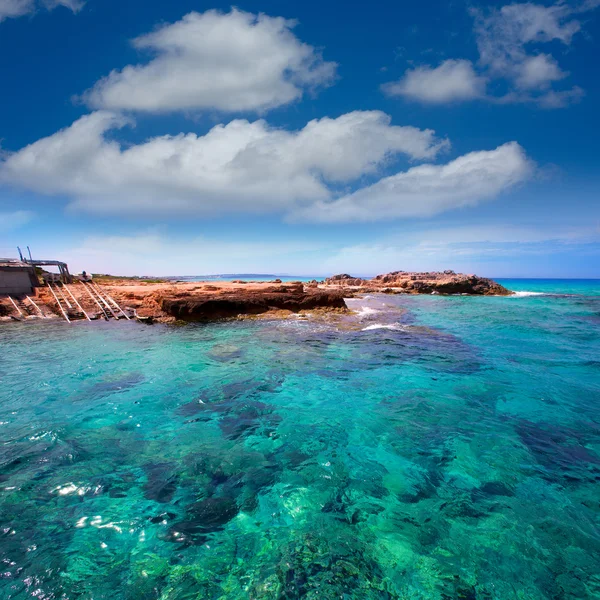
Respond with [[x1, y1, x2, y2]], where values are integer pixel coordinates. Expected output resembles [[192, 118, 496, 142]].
[[2, 250, 131, 323], [0, 260, 38, 296]]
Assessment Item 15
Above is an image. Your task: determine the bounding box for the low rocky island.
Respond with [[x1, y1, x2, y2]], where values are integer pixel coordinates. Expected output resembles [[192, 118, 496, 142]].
[[324, 270, 511, 296], [0, 271, 511, 324]]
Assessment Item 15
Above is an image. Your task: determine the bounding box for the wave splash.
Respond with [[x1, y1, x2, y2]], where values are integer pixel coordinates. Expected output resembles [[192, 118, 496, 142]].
[[356, 306, 381, 318], [362, 323, 408, 331], [510, 291, 547, 297]]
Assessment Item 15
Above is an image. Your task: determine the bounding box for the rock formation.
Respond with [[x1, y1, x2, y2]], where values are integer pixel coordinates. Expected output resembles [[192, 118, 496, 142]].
[[324, 271, 510, 295], [161, 287, 346, 320], [0, 269, 511, 325]]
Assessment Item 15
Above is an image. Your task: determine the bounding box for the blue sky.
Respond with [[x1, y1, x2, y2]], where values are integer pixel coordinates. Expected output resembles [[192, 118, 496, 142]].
[[0, 0, 598, 277]]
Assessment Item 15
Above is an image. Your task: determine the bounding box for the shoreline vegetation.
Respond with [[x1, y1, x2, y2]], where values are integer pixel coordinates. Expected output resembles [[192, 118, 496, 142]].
[[0, 271, 511, 325]]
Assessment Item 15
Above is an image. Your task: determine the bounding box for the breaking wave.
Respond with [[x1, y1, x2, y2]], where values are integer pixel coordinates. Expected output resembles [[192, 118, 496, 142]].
[[362, 323, 408, 331], [356, 307, 381, 318], [510, 291, 547, 297]]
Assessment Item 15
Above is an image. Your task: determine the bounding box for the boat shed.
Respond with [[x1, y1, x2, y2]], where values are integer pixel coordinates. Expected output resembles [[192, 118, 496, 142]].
[[0, 260, 39, 296]]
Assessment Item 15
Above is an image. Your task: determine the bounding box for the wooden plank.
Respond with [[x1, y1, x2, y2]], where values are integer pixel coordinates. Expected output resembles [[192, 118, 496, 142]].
[[65, 285, 91, 321], [47, 284, 71, 323], [7, 296, 24, 318], [26, 295, 45, 318], [81, 282, 109, 320], [89, 283, 119, 319], [56, 285, 73, 309], [93, 284, 130, 320]]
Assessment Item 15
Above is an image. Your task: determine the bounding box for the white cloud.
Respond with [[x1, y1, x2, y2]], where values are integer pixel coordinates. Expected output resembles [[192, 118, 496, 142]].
[[47, 0, 82, 10], [0, 210, 34, 231], [0, 110, 451, 218], [535, 85, 585, 108], [382, 59, 487, 103], [384, 2, 597, 107], [81, 9, 337, 114], [0, 0, 33, 20], [475, 2, 581, 69], [513, 53, 566, 90], [0, 0, 82, 21], [472, 1, 591, 104], [290, 142, 532, 222]]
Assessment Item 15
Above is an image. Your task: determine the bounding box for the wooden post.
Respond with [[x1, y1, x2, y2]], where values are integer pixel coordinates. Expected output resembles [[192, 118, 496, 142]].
[[48, 284, 71, 323], [8, 296, 24, 318], [26, 295, 45, 318], [65, 285, 91, 321], [81, 282, 109, 320]]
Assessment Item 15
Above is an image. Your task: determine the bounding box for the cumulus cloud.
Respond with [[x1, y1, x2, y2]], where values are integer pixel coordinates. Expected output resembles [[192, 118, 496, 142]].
[[0, 0, 82, 21], [0, 110, 453, 218], [0, 112, 531, 223], [81, 9, 337, 114], [0, 0, 32, 20], [384, 1, 597, 107], [290, 142, 533, 222], [513, 53, 566, 89], [382, 59, 487, 103], [472, 1, 592, 104]]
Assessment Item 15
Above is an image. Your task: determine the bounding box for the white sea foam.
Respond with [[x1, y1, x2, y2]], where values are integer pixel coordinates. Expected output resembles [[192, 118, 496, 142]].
[[356, 307, 380, 318], [362, 323, 407, 331], [510, 291, 547, 297]]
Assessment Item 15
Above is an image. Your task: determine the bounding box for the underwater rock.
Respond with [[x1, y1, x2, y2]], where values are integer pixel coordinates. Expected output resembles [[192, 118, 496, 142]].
[[515, 419, 600, 480], [167, 496, 239, 545], [478, 481, 515, 497], [438, 496, 485, 520], [143, 463, 178, 503], [75, 372, 144, 401], [276, 533, 394, 599], [218, 402, 282, 440], [176, 399, 208, 417], [187, 496, 240, 527], [398, 472, 440, 504], [149, 511, 176, 524], [207, 344, 243, 362], [177, 378, 282, 441]]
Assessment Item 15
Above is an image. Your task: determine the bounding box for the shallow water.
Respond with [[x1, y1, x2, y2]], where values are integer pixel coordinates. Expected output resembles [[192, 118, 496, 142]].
[[1, 282, 600, 599]]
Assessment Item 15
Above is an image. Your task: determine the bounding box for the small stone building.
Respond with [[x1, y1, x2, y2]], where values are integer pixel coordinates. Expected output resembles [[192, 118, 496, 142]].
[[0, 260, 39, 296]]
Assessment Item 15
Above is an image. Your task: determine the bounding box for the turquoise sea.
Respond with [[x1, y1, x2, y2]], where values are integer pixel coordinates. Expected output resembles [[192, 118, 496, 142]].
[[1, 279, 599, 599]]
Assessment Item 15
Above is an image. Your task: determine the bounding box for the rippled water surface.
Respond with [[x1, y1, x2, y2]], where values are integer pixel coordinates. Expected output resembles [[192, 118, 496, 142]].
[[1, 282, 600, 599]]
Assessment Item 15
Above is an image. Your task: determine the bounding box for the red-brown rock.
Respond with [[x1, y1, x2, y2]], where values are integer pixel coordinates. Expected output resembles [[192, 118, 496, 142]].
[[324, 271, 510, 295], [161, 289, 346, 320]]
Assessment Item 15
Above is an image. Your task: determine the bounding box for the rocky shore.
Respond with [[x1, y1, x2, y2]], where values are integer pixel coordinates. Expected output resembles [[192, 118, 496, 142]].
[[324, 271, 511, 296], [0, 271, 511, 324], [160, 284, 346, 321]]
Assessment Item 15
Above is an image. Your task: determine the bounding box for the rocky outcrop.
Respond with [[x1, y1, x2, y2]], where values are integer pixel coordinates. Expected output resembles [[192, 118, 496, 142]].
[[161, 288, 347, 321], [324, 274, 367, 287], [325, 271, 510, 296]]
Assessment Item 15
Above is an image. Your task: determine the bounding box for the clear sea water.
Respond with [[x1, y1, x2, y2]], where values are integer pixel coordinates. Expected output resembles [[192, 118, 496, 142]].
[[1, 280, 599, 599]]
